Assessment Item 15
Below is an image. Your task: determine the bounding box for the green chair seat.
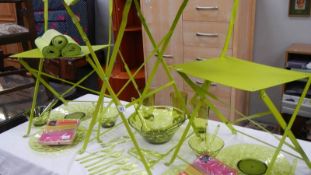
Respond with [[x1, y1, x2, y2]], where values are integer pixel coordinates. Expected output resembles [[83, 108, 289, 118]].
[[173, 56, 309, 92], [10, 45, 108, 59]]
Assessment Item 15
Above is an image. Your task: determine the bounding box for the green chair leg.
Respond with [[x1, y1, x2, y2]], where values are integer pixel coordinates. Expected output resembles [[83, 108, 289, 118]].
[[22, 58, 44, 137], [166, 97, 204, 165], [204, 98, 236, 134], [260, 80, 311, 173], [18, 59, 67, 104]]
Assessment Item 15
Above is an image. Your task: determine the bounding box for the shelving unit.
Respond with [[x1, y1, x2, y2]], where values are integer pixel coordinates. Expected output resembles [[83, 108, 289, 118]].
[[106, 0, 145, 101], [282, 43, 311, 141]]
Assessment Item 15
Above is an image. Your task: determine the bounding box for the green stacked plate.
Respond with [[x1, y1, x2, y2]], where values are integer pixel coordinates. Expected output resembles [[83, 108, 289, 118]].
[[49, 102, 96, 121], [29, 127, 85, 153], [216, 144, 292, 175]]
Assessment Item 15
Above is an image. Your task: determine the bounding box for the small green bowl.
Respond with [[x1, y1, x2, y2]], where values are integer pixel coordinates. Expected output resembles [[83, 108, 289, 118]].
[[188, 133, 224, 156], [100, 106, 119, 128], [128, 106, 186, 144], [25, 106, 49, 127]]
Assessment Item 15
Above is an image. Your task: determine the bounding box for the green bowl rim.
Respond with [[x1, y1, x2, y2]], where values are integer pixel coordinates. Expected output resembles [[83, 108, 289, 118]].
[[188, 134, 225, 155]]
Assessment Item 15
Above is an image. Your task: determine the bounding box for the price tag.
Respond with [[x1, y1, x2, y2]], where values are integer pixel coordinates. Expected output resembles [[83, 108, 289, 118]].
[[118, 105, 125, 113]]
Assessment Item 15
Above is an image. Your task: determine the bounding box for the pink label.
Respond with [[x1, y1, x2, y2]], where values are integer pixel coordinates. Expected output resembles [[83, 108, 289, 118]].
[[39, 129, 76, 145], [193, 155, 237, 175]]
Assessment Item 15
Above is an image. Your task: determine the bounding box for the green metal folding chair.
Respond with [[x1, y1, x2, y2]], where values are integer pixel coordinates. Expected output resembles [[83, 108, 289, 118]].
[[10, 1, 154, 174], [167, 0, 311, 174]]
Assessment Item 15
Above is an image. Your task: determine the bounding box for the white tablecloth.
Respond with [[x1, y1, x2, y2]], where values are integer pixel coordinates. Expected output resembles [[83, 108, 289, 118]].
[[0, 94, 310, 175]]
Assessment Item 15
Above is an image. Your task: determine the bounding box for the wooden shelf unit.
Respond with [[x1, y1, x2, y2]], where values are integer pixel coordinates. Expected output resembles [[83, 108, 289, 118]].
[[104, 0, 145, 101], [282, 43, 311, 141]]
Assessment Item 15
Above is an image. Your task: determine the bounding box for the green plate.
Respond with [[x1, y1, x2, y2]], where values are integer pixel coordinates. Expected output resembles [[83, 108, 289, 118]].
[[50, 102, 96, 121], [29, 127, 85, 153], [64, 112, 86, 120], [216, 144, 292, 175]]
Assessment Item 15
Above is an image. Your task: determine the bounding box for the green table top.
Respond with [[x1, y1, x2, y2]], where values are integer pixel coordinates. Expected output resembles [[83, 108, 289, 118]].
[[10, 45, 109, 59], [173, 56, 310, 92]]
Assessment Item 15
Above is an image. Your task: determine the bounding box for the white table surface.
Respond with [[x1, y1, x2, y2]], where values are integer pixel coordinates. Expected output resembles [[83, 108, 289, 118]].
[[0, 94, 310, 175]]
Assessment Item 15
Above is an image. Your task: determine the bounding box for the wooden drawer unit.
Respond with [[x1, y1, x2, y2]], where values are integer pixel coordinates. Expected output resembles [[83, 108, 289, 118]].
[[183, 0, 233, 22], [141, 0, 184, 105], [141, 0, 256, 120], [184, 46, 233, 62], [141, 0, 183, 62], [183, 21, 232, 48]]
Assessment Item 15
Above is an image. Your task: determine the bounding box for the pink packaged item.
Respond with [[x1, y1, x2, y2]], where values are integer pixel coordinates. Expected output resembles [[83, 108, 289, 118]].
[[38, 119, 80, 145], [193, 155, 238, 175], [39, 129, 76, 145]]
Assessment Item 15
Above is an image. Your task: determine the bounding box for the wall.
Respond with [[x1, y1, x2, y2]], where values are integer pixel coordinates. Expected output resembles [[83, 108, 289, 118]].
[[250, 0, 311, 123]]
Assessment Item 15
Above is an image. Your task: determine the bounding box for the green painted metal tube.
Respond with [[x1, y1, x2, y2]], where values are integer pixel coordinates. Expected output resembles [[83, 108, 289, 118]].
[[260, 81, 311, 173], [18, 59, 67, 104], [204, 98, 236, 134], [65, 4, 152, 174], [22, 58, 44, 136], [220, 0, 239, 58], [166, 95, 203, 165], [27, 67, 99, 95], [43, 0, 48, 32]]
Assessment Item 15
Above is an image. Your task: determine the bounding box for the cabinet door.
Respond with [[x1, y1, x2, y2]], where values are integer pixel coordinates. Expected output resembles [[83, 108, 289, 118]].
[[0, 3, 16, 22], [141, 0, 184, 105], [0, 3, 21, 67]]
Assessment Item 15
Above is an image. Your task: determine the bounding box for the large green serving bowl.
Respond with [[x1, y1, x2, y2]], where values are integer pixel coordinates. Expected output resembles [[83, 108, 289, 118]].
[[128, 106, 186, 144]]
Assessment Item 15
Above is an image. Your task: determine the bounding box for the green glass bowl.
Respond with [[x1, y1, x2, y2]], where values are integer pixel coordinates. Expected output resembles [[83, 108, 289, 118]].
[[128, 106, 186, 144], [188, 133, 224, 156], [100, 106, 119, 128], [216, 144, 292, 175]]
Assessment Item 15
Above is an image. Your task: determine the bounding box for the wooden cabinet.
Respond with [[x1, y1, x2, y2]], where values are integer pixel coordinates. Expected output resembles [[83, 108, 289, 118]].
[[141, 0, 256, 121], [183, 0, 233, 22], [0, 3, 16, 22], [141, 0, 184, 105], [0, 3, 21, 61]]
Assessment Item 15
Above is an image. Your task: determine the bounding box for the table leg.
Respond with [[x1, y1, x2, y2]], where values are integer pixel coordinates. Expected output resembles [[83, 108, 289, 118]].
[[22, 58, 43, 137], [260, 78, 311, 173]]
